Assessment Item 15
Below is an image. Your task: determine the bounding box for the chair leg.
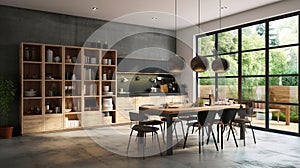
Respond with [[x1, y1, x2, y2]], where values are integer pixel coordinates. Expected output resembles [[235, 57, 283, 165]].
[[227, 128, 231, 141], [143, 133, 146, 159], [221, 125, 224, 150], [183, 126, 190, 149], [230, 125, 238, 148], [173, 122, 179, 142], [217, 124, 220, 143], [250, 123, 256, 144], [198, 126, 201, 153], [211, 130, 219, 151], [155, 131, 163, 156], [160, 124, 165, 144], [180, 119, 185, 139], [126, 129, 134, 156]]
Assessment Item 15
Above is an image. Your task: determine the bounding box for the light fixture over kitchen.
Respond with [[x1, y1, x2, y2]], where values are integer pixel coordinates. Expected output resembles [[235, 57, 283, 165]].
[[190, 0, 209, 73], [168, 0, 185, 73], [211, 0, 230, 73]]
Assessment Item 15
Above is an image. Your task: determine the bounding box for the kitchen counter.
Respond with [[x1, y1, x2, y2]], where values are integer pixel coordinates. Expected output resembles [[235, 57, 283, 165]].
[[117, 92, 186, 97]]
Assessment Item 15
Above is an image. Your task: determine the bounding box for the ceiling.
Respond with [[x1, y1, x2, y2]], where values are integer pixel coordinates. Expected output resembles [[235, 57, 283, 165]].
[[0, 0, 282, 30]]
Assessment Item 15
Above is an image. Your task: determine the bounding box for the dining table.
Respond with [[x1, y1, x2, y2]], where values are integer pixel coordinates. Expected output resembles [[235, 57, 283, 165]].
[[139, 104, 244, 155]]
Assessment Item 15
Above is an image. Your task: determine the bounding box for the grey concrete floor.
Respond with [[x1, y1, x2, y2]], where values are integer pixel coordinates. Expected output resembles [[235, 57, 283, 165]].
[[1, 124, 300, 168]]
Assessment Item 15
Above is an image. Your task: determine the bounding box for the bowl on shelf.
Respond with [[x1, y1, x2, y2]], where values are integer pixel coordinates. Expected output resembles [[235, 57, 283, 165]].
[[65, 109, 72, 112], [25, 90, 37, 97], [46, 110, 53, 113]]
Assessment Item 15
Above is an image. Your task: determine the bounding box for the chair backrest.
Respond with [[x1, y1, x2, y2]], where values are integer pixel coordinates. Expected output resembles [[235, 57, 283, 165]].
[[129, 112, 148, 122], [220, 108, 238, 125], [196, 110, 219, 126], [203, 110, 220, 126]]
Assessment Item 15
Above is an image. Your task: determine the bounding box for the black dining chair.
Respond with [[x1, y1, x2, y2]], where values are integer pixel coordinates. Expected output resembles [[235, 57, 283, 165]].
[[126, 124, 162, 159], [217, 108, 238, 150], [183, 110, 219, 153], [231, 106, 256, 146], [129, 112, 165, 143]]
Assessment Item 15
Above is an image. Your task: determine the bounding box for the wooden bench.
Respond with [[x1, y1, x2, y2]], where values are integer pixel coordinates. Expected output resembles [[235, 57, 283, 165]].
[[253, 108, 289, 125]]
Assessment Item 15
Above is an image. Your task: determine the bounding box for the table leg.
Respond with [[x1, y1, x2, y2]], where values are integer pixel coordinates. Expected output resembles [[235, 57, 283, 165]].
[[166, 115, 173, 155], [239, 123, 245, 140]]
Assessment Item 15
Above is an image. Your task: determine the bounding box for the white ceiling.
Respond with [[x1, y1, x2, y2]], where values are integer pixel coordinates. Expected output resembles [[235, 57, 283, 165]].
[[0, 0, 282, 30]]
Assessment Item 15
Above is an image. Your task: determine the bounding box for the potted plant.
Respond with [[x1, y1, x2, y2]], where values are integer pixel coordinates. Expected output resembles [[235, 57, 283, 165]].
[[195, 97, 205, 107], [0, 78, 16, 139]]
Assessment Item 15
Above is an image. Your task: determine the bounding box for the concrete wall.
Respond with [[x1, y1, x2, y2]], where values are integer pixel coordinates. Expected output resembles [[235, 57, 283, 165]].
[[177, 0, 300, 103], [0, 5, 175, 135]]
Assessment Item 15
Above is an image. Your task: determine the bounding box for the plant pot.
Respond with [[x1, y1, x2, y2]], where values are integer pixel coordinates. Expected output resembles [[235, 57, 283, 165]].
[[0, 126, 13, 139]]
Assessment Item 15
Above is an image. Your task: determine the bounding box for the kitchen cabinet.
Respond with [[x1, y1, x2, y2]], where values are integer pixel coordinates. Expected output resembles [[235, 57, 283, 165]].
[[116, 95, 187, 123]]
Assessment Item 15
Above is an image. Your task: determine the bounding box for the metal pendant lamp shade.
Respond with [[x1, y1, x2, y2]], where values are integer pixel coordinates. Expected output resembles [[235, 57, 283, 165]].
[[211, 58, 230, 73], [169, 54, 185, 73], [190, 55, 209, 72]]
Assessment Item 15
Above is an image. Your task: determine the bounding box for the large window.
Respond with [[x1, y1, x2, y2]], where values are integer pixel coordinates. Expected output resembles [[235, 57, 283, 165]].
[[197, 12, 300, 135]]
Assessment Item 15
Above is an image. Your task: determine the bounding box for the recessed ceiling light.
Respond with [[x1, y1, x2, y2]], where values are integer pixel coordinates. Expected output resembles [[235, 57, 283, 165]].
[[221, 6, 228, 10], [92, 7, 98, 11]]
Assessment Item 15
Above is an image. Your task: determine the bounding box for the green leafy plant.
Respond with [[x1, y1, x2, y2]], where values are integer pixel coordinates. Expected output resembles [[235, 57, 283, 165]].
[[0, 78, 16, 127], [196, 97, 204, 105]]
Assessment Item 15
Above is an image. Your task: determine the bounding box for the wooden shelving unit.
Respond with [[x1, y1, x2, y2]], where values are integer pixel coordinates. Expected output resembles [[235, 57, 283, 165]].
[[20, 42, 117, 134]]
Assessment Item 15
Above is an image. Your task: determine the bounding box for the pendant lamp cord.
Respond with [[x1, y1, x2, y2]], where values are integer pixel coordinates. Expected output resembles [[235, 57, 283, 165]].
[[175, 0, 177, 51], [219, 0, 221, 30]]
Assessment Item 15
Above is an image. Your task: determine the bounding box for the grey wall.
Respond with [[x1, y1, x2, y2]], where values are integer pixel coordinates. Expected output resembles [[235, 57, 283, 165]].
[[0, 5, 175, 136]]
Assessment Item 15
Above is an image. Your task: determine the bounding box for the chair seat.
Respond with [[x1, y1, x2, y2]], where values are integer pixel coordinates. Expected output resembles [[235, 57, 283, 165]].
[[142, 120, 163, 125], [132, 125, 159, 133], [161, 117, 178, 122], [233, 118, 251, 123]]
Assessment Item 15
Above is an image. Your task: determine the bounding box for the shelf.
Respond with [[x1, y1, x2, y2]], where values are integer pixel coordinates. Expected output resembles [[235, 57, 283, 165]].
[[102, 65, 116, 67], [23, 79, 42, 81], [83, 95, 100, 98], [45, 96, 62, 99], [102, 80, 116, 82], [65, 112, 82, 115], [23, 61, 42, 64], [102, 110, 116, 112], [45, 79, 62, 82], [45, 62, 62, 65], [23, 97, 42, 100], [102, 95, 116, 98], [21, 42, 117, 134]]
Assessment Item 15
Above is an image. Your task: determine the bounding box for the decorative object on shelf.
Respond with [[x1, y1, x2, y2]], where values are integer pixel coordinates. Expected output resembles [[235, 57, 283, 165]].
[[97, 41, 102, 48], [24, 47, 30, 61], [66, 55, 72, 63], [103, 41, 108, 49], [190, 0, 209, 73], [46, 49, 53, 62], [54, 56, 60, 62], [121, 76, 128, 83], [103, 98, 113, 110], [0, 78, 16, 139], [168, 0, 185, 73], [71, 56, 77, 63], [24, 89, 37, 97]]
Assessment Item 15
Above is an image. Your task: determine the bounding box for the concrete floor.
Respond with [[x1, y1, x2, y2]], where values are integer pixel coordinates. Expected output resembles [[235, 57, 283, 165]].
[[1, 124, 300, 168]]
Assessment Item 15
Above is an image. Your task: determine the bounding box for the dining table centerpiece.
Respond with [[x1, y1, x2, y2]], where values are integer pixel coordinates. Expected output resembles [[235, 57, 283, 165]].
[[195, 97, 205, 107]]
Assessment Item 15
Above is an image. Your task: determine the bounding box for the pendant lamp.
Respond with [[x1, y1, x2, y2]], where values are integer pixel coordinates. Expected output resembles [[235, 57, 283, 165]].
[[168, 0, 185, 73], [211, 0, 230, 73], [212, 57, 230, 72], [190, 0, 209, 73]]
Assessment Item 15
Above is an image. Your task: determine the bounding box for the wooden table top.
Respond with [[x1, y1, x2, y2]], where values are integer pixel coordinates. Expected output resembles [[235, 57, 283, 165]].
[[139, 104, 244, 114]]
